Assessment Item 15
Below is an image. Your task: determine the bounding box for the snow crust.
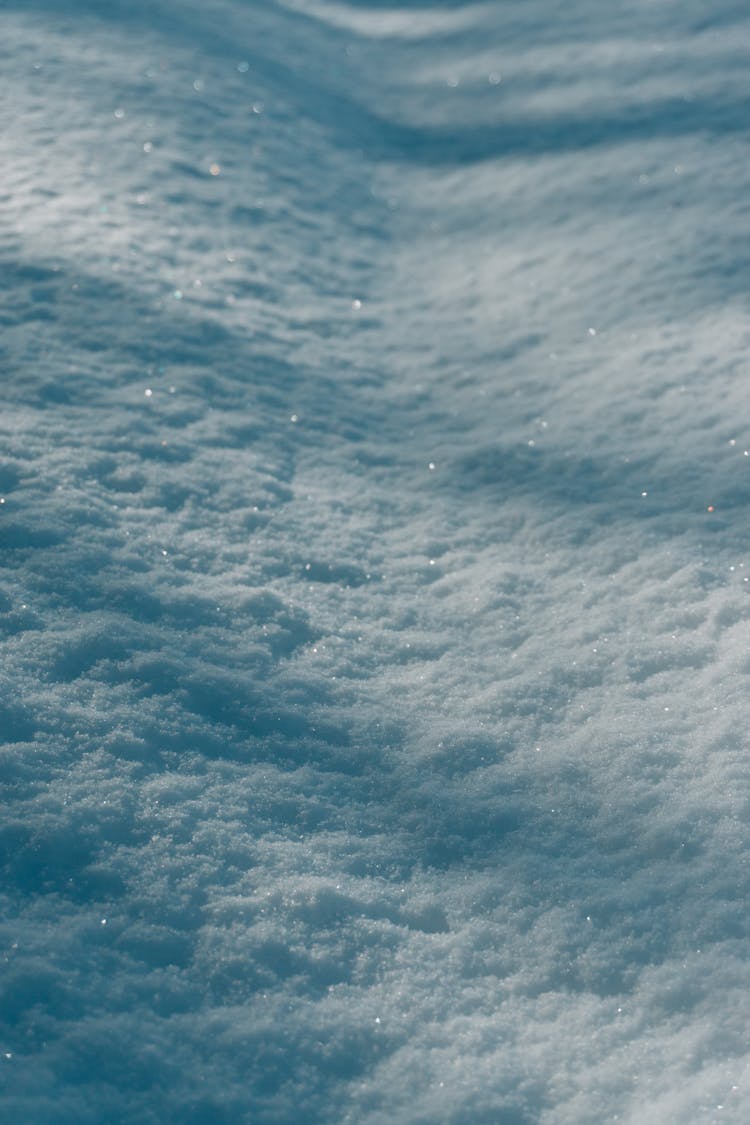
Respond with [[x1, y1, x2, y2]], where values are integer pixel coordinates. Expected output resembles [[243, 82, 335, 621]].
[[2, 1, 750, 1121]]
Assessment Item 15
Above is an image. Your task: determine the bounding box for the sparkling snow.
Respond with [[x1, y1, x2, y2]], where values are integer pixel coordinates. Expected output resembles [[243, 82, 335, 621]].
[[2, 1, 750, 1122]]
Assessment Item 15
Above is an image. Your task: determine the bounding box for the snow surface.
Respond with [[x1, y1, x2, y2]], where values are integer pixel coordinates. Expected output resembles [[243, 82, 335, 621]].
[[2, 1, 750, 1121]]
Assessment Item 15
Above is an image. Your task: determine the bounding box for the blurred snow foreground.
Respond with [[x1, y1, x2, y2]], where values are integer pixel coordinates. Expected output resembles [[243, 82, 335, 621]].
[[2, 0, 750, 1121]]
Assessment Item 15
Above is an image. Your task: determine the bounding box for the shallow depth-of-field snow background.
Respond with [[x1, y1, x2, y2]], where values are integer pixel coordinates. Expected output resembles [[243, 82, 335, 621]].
[[2, 1, 750, 1121]]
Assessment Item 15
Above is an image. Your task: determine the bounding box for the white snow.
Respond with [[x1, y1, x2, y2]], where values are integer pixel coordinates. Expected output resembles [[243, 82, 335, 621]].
[[2, 1, 750, 1122]]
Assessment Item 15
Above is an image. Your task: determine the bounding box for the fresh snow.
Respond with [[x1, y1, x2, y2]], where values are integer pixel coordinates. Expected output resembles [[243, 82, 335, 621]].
[[2, 1, 750, 1122]]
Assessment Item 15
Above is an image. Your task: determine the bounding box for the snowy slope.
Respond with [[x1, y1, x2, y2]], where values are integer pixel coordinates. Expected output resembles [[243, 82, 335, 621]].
[[2, 1, 750, 1122]]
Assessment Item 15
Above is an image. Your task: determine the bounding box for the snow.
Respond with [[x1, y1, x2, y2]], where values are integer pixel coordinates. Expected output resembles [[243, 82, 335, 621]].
[[2, 1, 750, 1122]]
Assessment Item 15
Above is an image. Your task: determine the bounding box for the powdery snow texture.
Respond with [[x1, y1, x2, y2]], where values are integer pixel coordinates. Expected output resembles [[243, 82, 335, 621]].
[[1, 1, 750, 1122]]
